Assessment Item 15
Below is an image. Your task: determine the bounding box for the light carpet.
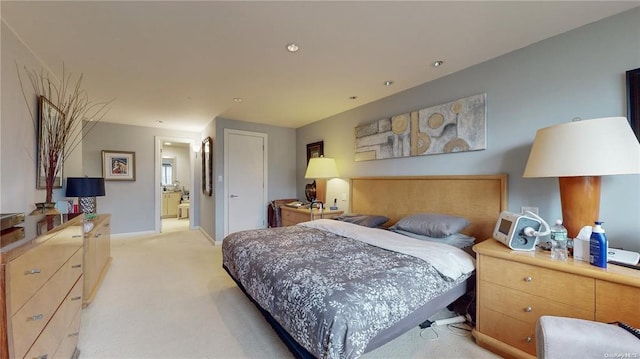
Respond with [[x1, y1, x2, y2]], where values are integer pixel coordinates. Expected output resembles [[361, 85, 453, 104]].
[[78, 228, 500, 359]]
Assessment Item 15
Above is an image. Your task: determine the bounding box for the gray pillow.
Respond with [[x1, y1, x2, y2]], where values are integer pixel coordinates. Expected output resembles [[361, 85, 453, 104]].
[[389, 228, 475, 248], [333, 214, 390, 228], [389, 213, 470, 238]]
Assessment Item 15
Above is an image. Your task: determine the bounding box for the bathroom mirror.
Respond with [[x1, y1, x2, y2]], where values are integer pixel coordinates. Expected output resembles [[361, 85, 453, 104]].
[[202, 136, 213, 196], [161, 157, 175, 186]]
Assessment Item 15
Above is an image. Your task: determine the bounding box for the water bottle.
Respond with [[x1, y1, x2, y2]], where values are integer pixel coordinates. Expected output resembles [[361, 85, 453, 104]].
[[589, 221, 608, 268], [550, 219, 568, 260]]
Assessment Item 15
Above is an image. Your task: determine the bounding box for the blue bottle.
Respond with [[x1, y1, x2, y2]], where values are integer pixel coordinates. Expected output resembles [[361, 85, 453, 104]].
[[589, 221, 607, 268]]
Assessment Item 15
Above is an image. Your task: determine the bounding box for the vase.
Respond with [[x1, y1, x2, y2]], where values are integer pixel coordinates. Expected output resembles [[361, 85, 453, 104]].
[[30, 202, 60, 215]]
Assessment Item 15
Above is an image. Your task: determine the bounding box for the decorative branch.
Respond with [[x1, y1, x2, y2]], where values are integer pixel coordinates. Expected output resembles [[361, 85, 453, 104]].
[[17, 63, 114, 203]]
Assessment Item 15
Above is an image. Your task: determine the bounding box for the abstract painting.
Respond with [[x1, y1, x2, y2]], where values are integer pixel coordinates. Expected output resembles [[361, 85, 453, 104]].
[[354, 94, 486, 161]]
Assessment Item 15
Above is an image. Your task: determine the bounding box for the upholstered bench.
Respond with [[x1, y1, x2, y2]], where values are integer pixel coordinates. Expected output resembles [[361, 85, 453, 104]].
[[178, 203, 189, 219]]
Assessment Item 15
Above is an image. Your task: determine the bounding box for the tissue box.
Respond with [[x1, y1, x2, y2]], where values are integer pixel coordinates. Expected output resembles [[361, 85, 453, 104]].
[[573, 238, 590, 262]]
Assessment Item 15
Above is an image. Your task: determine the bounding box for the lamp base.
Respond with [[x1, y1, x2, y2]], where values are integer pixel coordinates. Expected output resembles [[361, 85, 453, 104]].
[[78, 197, 97, 214], [559, 176, 601, 238]]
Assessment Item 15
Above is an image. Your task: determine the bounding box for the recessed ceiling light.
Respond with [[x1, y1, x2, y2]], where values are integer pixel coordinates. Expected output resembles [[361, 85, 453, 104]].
[[233, 98, 243, 102], [432, 60, 444, 67], [383, 81, 394, 86], [286, 43, 299, 52]]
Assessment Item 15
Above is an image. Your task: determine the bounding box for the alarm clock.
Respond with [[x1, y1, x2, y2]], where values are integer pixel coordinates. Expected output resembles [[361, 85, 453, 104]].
[[493, 211, 546, 251]]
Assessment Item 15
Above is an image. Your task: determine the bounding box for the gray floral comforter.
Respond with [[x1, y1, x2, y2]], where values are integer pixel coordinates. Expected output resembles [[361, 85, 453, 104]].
[[222, 223, 471, 359]]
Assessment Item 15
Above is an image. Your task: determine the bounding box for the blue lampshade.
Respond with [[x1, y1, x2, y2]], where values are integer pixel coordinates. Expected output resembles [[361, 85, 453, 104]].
[[66, 177, 106, 197]]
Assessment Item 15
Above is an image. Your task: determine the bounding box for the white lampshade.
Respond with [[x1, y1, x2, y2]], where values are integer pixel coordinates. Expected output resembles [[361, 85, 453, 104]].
[[304, 157, 339, 179], [523, 117, 640, 178]]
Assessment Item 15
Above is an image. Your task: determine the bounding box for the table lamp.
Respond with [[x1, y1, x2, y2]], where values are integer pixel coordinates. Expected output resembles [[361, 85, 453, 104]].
[[523, 117, 640, 238], [66, 177, 106, 214], [304, 157, 339, 204]]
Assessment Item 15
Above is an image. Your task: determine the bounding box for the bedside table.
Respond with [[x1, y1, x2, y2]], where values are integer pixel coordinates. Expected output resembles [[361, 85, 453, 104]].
[[280, 206, 343, 226], [472, 239, 640, 359]]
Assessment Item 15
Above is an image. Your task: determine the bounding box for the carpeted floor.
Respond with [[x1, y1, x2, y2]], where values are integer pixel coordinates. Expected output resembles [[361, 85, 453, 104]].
[[78, 228, 500, 358]]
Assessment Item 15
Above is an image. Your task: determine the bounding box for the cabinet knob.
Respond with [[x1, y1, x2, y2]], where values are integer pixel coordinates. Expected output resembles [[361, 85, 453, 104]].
[[524, 306, 533, 312], [525, 336, 533, 343], [524, 276, 533, 282]]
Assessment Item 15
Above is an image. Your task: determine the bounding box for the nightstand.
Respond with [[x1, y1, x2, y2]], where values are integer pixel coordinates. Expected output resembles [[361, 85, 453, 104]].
[[280, 206, 343, 226], [472, 239, 640, 359]]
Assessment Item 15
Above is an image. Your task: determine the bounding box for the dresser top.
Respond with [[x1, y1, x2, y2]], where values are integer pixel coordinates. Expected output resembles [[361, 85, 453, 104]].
[[1, 213, 82, 255], [474, 238, 640, 287]]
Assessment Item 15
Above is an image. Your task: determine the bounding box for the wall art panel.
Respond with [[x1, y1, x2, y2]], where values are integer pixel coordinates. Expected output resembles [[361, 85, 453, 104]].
[[354, 93, 486, 161]]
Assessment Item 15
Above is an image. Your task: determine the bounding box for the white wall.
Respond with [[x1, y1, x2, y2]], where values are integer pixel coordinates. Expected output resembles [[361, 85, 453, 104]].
[[297, 8, 640, 251]]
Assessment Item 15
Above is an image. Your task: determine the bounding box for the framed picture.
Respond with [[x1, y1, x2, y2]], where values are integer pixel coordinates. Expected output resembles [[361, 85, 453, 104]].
[[306, 141, 324, 164], [36, 96, 64, 189], [627, 67, 640, 141], [102, 150, 136, 181], [201, 136, 213, 196]]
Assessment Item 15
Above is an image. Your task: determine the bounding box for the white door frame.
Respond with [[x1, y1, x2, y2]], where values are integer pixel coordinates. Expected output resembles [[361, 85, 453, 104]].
[[154, 135, 197, 233], [223, 129, 268, 237]]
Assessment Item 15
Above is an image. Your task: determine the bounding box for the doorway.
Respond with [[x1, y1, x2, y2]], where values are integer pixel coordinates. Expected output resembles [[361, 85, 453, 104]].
[[155, 136, 196, 233], [223, 129, 268, 236]]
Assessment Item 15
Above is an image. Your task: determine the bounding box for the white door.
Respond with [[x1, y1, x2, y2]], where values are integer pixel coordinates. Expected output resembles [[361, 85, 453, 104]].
[[224, 130, 267, 236]]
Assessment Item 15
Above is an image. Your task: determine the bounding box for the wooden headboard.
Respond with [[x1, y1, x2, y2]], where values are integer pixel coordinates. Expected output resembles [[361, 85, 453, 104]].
[[351, 175, 507, 242]]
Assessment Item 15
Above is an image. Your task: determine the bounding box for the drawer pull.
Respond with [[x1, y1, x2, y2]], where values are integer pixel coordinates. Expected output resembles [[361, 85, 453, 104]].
[[72, 264, 82, 269], [95, 233, 102, 238], [524, 276, 533, 282], [72, 235, 82, 238], [524, 306, 533, 312], [68, 332, 80, 338], [32, 355, 48, 359], [71, 296, 82, 301], [525, 336, 533, 343], [27, 314, 44, 321], [24, 268, 41, 275]]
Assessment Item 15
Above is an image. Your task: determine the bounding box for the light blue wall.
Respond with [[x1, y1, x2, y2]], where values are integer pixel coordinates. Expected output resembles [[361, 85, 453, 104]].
[[297, 8, 640, 251], [1, 21, 84, 213], [81, 121, 199, 234], [209, 118, 297, 241]]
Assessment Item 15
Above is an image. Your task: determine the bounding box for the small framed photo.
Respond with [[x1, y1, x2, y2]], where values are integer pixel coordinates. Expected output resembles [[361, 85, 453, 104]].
[[306, 141, 324, 164], [102, 150, 136, 181]]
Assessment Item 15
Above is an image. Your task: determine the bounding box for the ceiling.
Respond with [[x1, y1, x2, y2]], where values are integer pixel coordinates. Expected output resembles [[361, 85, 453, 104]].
[[2, 1, 638, 132]]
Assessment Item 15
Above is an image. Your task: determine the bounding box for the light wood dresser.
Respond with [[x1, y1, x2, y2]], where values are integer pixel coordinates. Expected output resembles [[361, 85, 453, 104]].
[[1, 214, 84, 359], [472, 239, 640, 359], [82, 214, 111, 307], [280, 206, 343, 226]]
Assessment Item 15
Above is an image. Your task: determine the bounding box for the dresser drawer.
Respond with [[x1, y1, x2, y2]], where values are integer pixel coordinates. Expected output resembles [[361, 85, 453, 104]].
[[8, 226, 82, 315], [479, 307, 537, 356], [10, 248, 83, 359], [25, 276, 83, 359], [479, 280, 594, 324], [479, 256, 594, 309], [596, 280, 640, 327], [53, 308, 82, 359], [281, 209, 306, 226]]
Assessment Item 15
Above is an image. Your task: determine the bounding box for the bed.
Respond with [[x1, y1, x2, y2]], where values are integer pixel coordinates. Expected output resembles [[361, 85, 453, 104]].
[[222, 175, 507, 358]]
